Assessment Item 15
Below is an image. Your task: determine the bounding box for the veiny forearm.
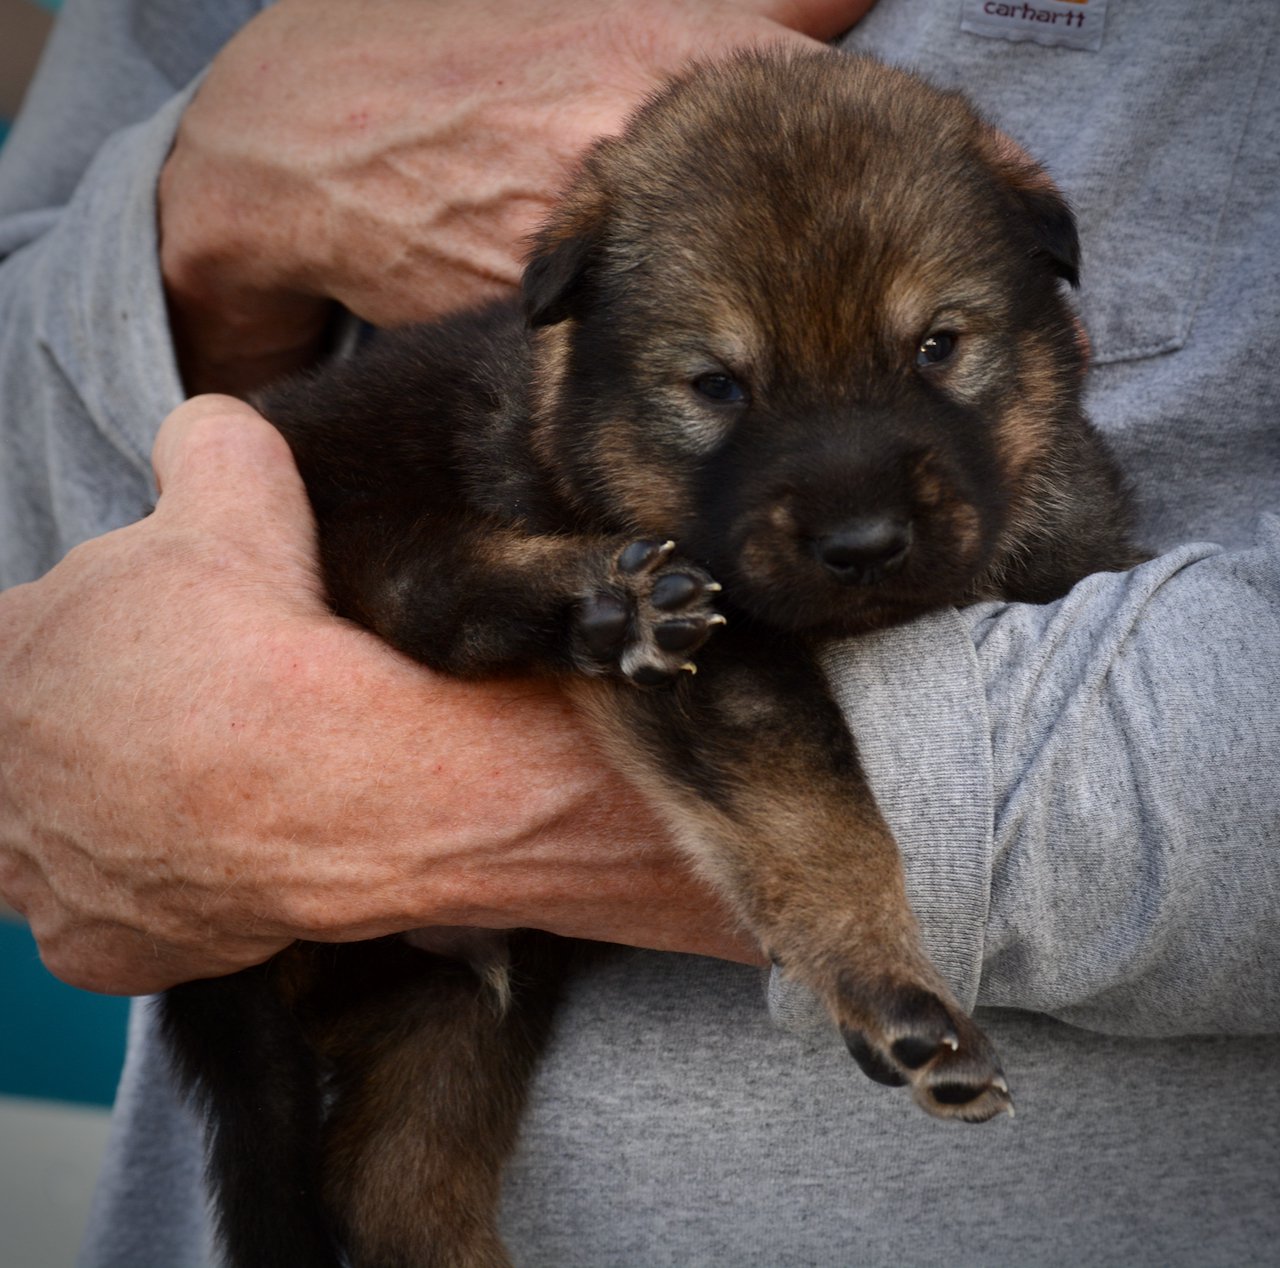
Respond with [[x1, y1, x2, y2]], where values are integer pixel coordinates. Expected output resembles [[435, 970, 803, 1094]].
[[0, 398, 759, 995], [157, 0, 876, 393]]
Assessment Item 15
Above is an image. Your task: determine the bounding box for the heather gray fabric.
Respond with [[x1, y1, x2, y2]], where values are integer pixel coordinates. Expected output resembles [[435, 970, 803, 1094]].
[[1, 1, 1276, 1265]]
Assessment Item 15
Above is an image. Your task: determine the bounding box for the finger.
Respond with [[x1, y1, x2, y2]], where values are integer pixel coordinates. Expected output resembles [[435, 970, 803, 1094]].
[[35, 926, 179, 997], [152, 393, 300, 505], [33, 912, 282, 996], [748, 0, 880, 41], [44, 943, 241, 997]]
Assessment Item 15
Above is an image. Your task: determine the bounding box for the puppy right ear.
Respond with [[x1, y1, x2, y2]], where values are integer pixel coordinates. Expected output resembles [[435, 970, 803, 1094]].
[[522, 229, 598, 328], [522, 164, 611, 328]]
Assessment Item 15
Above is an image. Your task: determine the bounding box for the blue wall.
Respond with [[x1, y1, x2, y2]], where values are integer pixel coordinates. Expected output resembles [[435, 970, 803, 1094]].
[[1, 0, 129, 1110], [0, 918, 129, 1107]]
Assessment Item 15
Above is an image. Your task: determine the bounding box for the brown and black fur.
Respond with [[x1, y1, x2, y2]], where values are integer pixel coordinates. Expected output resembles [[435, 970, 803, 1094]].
[[161, 50, 1140, 1268]]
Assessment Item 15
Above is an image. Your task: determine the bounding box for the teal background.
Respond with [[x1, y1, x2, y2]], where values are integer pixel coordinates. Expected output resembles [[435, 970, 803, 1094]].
[[2, 0, 129, 1113], [0, 918, 129, 1107]]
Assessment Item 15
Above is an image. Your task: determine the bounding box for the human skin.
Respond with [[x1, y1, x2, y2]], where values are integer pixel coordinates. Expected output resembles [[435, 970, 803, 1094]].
[[3, 0, 879, 994], [162, 0, 875, 394], [0, 396, 766, 994]]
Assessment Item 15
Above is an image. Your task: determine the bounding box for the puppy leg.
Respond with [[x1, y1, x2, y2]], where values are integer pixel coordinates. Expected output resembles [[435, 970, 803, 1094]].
[[320, 512, 724, 685], [161, 954, 342, 1268], [572, 633, 1012, 1122], [300, 933, 570, 1268]]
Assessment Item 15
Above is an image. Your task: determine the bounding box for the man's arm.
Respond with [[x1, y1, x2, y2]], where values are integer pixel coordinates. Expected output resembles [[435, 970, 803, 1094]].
[[4, 0, 888, 993], [782, 530, 1280, 1038], [157, 0, 875, 394], [0, 395, 763, 994]]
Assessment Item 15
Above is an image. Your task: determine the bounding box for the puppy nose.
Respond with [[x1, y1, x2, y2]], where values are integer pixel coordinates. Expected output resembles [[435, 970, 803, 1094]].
[[815, 516, 913, 584]]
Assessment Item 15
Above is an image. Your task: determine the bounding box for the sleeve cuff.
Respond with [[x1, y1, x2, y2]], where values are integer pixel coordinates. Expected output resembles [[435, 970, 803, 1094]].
[[35, 85, 198, 478], [767, 608, 995, 1034]]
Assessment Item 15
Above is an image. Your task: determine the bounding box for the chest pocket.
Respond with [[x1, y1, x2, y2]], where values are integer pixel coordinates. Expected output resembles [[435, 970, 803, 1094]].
[[844, 1, 1275, 364]]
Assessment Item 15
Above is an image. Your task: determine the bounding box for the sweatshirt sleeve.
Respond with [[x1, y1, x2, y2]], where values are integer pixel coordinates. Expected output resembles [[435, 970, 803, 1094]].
[[771, 521, 1280, 1040], [0, 1, 256, 586]]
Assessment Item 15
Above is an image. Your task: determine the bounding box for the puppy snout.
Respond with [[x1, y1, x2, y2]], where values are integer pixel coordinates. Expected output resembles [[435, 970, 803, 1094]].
[[814, 516, 913, 585]]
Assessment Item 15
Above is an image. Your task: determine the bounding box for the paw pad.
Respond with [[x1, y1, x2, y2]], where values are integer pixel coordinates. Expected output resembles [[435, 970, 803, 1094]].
[[836, 973, 1013, 1123], [577, 539, 725, 685]]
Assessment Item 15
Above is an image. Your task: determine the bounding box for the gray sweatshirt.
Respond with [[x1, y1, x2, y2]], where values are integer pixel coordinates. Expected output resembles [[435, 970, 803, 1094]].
[[1, 1, 1277, 1264]]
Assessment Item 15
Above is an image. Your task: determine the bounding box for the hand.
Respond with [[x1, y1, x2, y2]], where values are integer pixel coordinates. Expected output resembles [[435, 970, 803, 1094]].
[[0, 396, 761, 995], [159, 0, 876, 393]]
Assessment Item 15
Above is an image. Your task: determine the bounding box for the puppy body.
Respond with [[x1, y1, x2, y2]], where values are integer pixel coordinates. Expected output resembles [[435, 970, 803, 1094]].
[[163, 51, 1139, 1268]]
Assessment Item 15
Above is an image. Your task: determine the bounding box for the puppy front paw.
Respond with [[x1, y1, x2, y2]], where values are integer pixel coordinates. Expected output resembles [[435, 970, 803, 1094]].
[[835, 972, 1013, 1123], [577, 539, 725, 686]]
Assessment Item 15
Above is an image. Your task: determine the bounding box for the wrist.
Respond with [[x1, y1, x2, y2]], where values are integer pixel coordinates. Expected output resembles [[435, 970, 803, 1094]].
[[158, 133, 338, 395], [164, 283, 340, 396]]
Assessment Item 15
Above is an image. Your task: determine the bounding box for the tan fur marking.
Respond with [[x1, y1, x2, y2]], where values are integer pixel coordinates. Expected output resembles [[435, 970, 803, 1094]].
[[994, 333, 1061, 482], [595, 424, 691, 533]]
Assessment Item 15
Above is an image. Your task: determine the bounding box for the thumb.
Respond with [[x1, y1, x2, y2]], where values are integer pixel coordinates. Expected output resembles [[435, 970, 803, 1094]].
[[153, 393, 300, 500], [150, 393, 324, 596]]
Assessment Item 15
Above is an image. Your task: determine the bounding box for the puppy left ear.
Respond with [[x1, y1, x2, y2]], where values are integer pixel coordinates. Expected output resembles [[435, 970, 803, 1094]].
[[980, 126, 1081, 288], [522, 163, 612, 328]]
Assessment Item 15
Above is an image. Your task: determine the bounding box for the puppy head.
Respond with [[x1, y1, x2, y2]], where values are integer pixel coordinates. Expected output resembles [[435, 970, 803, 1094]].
[[525, 50, 1087, 634]]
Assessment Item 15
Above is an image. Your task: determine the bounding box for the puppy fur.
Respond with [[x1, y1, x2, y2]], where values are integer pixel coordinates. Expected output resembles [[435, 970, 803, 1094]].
[[162, 49, 1140, 1268]]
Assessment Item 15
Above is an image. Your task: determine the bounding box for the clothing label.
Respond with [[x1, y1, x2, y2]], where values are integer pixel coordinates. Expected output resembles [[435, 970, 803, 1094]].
[[960, 0, 1108, 51]]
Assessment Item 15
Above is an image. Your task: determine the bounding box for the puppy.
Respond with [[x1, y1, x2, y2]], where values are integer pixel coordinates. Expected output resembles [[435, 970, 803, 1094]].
[[162, 49, 1140, 1268]]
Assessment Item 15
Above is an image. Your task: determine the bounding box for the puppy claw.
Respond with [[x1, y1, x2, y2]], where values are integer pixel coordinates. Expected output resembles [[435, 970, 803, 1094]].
[[917, 1075, 1014, 1124]]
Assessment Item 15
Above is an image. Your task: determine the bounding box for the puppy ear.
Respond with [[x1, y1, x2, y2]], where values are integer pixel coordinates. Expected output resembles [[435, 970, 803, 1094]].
[[522, 165, 612, 328], [1013, 183, 1081, 289], [981, 126, 1081, 288], [522, 229, 598, 328]]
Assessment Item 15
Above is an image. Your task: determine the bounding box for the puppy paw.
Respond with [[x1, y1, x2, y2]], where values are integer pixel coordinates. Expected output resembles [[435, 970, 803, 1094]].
[[577, 539, 725, 686], [835, 973, 1013, 1123]]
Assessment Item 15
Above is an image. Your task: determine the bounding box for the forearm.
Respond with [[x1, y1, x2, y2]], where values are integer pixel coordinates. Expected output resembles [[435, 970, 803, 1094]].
[[805, 524, 1280, 1038], [965, 524, 1280, 1034]]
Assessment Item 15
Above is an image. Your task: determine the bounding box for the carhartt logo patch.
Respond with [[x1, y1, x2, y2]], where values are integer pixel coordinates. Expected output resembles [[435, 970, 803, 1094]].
[[960, 0, 1108, 51]]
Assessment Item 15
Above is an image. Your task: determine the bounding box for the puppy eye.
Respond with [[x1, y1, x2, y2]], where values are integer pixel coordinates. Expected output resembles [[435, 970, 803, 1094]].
[[692, 372, 748, 404], [916, 332, 958, 368]]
